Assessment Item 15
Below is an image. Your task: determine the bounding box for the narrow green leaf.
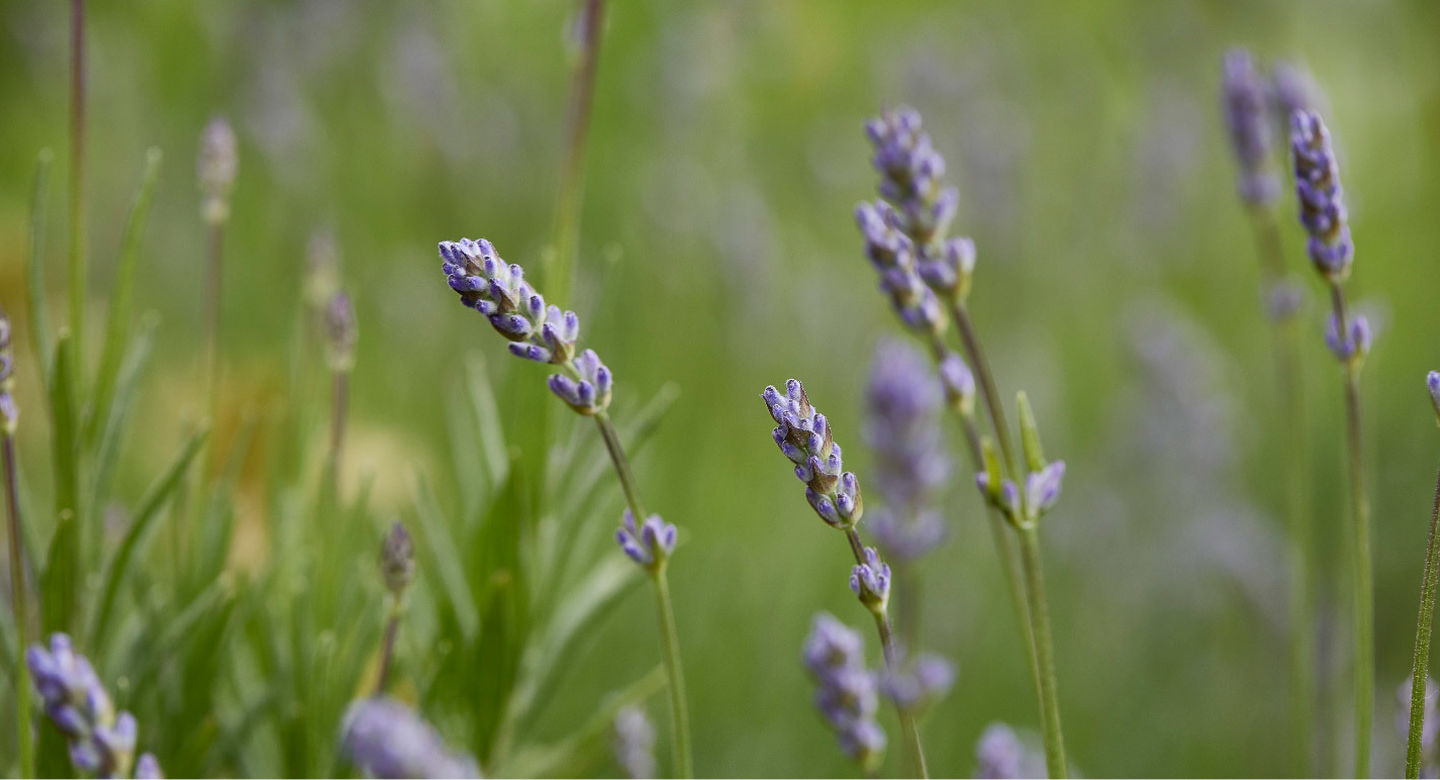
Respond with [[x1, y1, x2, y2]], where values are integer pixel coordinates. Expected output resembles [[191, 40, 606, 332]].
[[26, 149, 54, 379], [89, 313, 159, 507], [410, 471, 479, 640], [41, 332, 79, 634], [87, 148, 162, 446], [465, 353, 510, 490], [501, 666, 667, 779], [1016, 390, 1046, 473], [88, 428, 209, 646]]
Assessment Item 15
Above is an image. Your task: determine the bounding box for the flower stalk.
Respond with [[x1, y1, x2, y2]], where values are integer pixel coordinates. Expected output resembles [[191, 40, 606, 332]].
[[2, 307, 33, 778], [1406, 416, 1440, 778]]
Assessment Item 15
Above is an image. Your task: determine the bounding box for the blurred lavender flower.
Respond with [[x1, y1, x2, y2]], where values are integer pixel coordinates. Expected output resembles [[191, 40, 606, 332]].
[[612, 706, 657, 779], [616, 509, 678, 573], [1, 307, 17, 434], [1272, 61, 1326, 130], [881, 652, 955, 713], [974, 722, 1046, 779], [849, 546, 892, 613], [976, 460, 1064, 527], [27, 633, 152, 778], [325, 290, 358, 373], [341, 696, 480, 779], [761, 379, 863, 528], [439, 238, 611, 415], [197, 117, 238, 226], [1428, 371, 1440, 426], [939, 351, 977, 415], [802, 612, 886, 769], [380, 521, 415, 597], [1399, 676, 1440, 768], [1265, 276, 1305, 323], [1221, 49, 1280, 207], [864, 341, 951, 561], [134, 753, 163, 780], [1324, 311, 1372, 364], [1291, 110, 1353, 282]]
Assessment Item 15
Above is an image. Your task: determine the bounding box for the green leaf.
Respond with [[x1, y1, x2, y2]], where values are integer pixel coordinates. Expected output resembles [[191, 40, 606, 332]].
[[41, 332, 79, 635], [86, 148, 162, 447], [1016, 390, 1046, 473], [465, 353, 510, 491], [88, 428, 209, 646], [25, 149, 54, 379], [410, 471, 479, 641], [90, 312, 158, 507], [501, 665, 667, 778]]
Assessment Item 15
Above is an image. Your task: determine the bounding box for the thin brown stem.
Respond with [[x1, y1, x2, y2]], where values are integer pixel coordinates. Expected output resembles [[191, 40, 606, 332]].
[[5, 434, 33, 777]]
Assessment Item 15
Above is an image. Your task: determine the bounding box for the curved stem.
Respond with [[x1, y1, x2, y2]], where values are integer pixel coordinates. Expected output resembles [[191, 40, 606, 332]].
[[948, 302, 1017, 479], [845, 528, 929, 778], [1406, 466, 1440, 778], [5, 434, 33, 778], [1018, 525, 1067, 777], [594, 412, 692, 777]]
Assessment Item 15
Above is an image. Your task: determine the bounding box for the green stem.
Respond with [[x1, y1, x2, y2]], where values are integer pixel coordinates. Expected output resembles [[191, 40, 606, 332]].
[[546, 0, 607, 307], [1018, 525, 1066, 777], [948, 302, 1017, 480], [845, 528, 929, 778], [67, 0, 86, 371], [594, 412, 692, 778], [330, 369, 349, 485], [206, 220, 224, 431], [1406, 465, 1440, 778], [375, 597, 401, 695], [4, 434, 33, 778], [1330, 282, 1373, 777]]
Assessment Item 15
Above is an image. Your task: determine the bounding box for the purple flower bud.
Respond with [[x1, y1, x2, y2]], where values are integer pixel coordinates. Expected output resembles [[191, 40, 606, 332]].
[[849, 547, 892, 612], [976, 723, 1029, 779], [802, 613, 886, 769], [1, 305, 18, 434], [27, 633, 146, 778], [939, 351, 976, 413], [341, 696, 481, 778], [1265, 277, 1305, 323], [1324, 313, 1372, 364], [764, 379, 862, 528], [324, 291, 358, 373], [380, 522, 416, 596], [135, 753, 165, 779], [612, 706, 656, 780], [548, 349, 613, 415], [1025, 460, 1066, 517], [616, 509, 677, 572]]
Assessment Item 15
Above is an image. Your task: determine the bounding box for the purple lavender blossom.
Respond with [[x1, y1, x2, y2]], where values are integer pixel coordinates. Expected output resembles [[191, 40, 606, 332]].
[[1025, 461, 1067, 516], [881, 653, 955, 713], [939, 350, 977, 414], [26, 633, 149, 778], [1272, 61, 1326, 130], [341, 696, 481, 779], [0, 306, 17, 434], [1428, 371, 1440, 426], [802, 613, 886, 769], [762, 379, 863, 528], [1221, 49, 1280, 207], [616, 509, 677, 572], [849, 546, 892, 612], [1290, 110, 1353, 281], [976, 460, 1065, 527], [1324, 312, 1371, 364], [855, 201, 946, 336], [380, 521, 416, 596], [439, 238, 610, 415], [612, 706, 657, 779], [975, 723, 1027, 779], [134, 753, 163, 780]]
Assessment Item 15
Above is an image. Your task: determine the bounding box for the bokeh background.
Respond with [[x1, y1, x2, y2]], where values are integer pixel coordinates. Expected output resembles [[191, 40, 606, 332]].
[[3, 0, 1440, 776]]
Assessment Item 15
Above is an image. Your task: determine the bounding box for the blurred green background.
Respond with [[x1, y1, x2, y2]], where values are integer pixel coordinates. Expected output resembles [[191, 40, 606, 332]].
[[4, 0, 1440, 776]]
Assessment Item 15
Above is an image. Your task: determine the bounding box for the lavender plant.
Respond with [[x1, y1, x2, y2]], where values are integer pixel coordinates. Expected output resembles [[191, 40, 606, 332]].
[[197, 117, 237, 416], [1221, 49, 1314, 771], [802, 612, 887, 773], [761, 378, 929, 775], [1291, 107, 1374, 776], [438, 236, 692, 777], [341, 696, 481, 778], [376, 521, 415, 694], [860, 106, 1068, 776], [2, 305, 32, 778], [1405, 373, 1440, 778], [26, 633, 161, 778]]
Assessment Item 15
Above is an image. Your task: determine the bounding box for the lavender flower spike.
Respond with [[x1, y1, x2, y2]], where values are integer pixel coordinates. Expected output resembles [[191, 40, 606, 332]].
[[341, 696, 481, 779], [881, 653, 956, 713], [762, 379, 863, 528], [802, 612, 886, 770], [849, 546, 892, 614], [1221, 49, 1280, 207], [438, 237, 609, 415], [864, 107, 958, 246], [1291, 110, 1353, 281], [134, 753, 163, 780], [1428, 371, 1440, 427], [616, 509, 678, 573], [380, 521, 416, 597], [27, 633, 152, 779], [855, 201, 946, 336]]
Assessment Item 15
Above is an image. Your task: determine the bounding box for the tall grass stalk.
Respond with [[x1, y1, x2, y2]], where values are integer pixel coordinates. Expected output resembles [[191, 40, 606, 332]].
[[546, 0, 606, 307], [3, 410, 33, 778], [67, 0, 87, 372], [1406, 457, 1440, 778], [595, 410, 692, 779]]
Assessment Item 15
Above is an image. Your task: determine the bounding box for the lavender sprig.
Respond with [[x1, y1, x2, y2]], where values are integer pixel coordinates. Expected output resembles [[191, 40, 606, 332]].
[[1222, 49, 1280, 207], [438, 236, 690, 777], [1292, 108, 1373, 776], [340, 696, 480, 779], [2, 305, 32, 777], [26, 633, 161, 779], [880, 652, 955, 715], [802, 613, 886, 771], [376, 522, 415, 694], [864, 341, 950, 563]]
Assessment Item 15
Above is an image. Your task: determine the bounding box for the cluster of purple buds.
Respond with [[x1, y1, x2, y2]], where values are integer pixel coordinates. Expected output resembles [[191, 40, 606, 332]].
[[439, 238, 612, 415], [341, 696, 481, 779], [1427, 371, 1440, 427], [762, 379, 863, 529], [1324, 311, 1372, 365], [862, 107, 977, 306], [880, 652, 955, 714], [26, 634, 161, 779], [616, 509, 677, 574], [854, 202, 946, 336], [1221, 49, 1280, 207], [864, 342, 953, 561], [612, 706, 657, 779], [802, 612, 886, 769], [1290, 110, 1353, 282], [849, 546, 891, 614], [1, 306, 17, 435]]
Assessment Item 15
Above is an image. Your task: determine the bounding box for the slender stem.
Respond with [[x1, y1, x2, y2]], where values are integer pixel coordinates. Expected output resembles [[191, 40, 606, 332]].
[[1406, 465, 1440, 778], [1249, 209, 1315, 773], [4, 434, 34, 778], [205, 220, 224, 426], [375, 598, 401, 695], [1018, 525, 1067, 777], [330, 370, 349, 479], [67, 0, 86, 368], [546, 0, 607, 307], [845, 527, 929, 778], [651, 568, 693, 779], [1329, 281, 1373, 777], [948, 302, 1017, 479], [594, 411, 692, 778]]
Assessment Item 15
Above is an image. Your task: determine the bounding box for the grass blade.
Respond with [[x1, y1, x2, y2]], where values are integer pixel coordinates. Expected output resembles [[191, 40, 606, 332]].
[[88, 428, 209, 646], [410, 470, 479, 641], [41, 331, 79, 634], [26, 149, 54, 378], [90, 312, 158, 507], [86, 148, 162, 446], [501, 666, 667, 779]]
